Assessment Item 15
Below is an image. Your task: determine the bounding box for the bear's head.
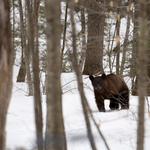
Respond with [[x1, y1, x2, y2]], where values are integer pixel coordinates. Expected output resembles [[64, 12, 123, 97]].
[[89, 74, 106, 92]]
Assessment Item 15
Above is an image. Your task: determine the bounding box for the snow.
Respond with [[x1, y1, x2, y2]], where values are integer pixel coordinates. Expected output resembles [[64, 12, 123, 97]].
[[6, 66, 150, 150]]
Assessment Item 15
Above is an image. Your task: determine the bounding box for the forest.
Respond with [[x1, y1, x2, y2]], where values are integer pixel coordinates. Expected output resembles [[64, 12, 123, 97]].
[[0, 0, 150, 150]]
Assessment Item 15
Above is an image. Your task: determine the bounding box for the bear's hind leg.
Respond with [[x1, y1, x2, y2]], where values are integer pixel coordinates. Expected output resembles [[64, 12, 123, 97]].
[[109, 98, 119, 110], [120, 91, 129, 109]]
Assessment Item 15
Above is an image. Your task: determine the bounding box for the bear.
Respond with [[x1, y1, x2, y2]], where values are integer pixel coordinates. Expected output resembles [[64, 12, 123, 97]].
[[89, 73, 129, 112]]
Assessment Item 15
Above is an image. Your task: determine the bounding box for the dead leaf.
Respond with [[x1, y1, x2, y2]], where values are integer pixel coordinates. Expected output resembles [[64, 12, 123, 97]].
[[130, 3, 134, 11], [115, 35, 120, 44], [117, 14, 120, 21], [74, 0, 78, 3], [109, 11, 113, 17], [110, 1, 113, 7]]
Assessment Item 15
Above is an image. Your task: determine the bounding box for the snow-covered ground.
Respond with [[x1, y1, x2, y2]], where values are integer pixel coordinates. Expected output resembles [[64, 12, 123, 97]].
[[6, 66, 150, 150]]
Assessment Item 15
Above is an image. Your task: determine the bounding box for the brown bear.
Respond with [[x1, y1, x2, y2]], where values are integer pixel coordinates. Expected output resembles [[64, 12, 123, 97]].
[[89, 73, 129, 112]]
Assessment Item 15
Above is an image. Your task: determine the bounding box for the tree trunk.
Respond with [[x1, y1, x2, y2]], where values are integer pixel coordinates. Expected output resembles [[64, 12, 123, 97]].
[[79, 4, 86, 71], [70, 1, 97, 150], [120, 13, 130, 77], [45, 0, 66, 149], [18, 0, 33, 95], [83, 0, 105, 75], [116, 0, 121, 75], [131, 0, 139, 96], [146, 0, 150, 95], [61, 1, 68, 71], [26, 0, 43, 149], [137, 0, 148, 150], [16, 56, 26, 82], [0, 1, 13, 149]]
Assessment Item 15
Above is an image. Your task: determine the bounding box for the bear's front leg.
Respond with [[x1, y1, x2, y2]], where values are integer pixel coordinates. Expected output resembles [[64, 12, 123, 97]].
[[96, 99, 105, 112]]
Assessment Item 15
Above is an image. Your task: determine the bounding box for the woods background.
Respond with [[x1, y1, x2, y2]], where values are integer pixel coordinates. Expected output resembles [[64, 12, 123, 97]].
[[0, 0, 150, 150]]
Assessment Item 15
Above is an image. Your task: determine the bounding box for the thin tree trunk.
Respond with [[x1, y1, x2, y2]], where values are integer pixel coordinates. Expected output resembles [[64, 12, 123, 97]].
[[18, 0, 33, 95], [45, 0, 66, 149], [137, 0, 148, 150], [79, 4, 86, 71], [131, 0, 138, 96], [70, 1, 97, 150], [61, 0, 68, 71], [0, 1, 13, 149], [13, 0, 16, 62], [26, 0, 43, 149], [120, 14, 130, 76], [116, 0, 121, 75]]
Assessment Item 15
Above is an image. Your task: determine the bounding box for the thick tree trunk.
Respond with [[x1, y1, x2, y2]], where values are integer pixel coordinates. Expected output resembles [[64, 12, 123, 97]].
[[146, 0, 150, 95], [16, 56, 26, 82], [83, 0, 105, 75], [0, 1, 13, 149], [137, 0, 148, 150], [45, 0, 66, 149]]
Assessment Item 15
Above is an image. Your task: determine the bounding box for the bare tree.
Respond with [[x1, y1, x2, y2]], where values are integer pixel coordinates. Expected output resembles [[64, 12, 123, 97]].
[[45, 0, 66, 149], [137, 0, 148, 150], [131, 0, 139, 96], [0, 0, 14, 149], [115, 0, 121, 75], [79, 2, 86, 71], [120, 11, 130, 77], [61, 0, 68, 70], [69, 1, 97, 149], [18, 0, 33, 95], [26, 0, 43, 149]]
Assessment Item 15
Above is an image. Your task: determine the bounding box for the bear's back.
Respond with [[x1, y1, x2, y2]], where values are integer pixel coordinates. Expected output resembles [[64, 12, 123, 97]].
[[105, 74, 128, 92]]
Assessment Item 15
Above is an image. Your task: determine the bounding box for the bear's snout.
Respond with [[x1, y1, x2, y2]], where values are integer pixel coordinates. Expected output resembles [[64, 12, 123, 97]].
[[94, 86, 102, 91]]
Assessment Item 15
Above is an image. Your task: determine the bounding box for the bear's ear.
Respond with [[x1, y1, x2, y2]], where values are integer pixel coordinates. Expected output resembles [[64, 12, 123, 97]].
[[89, 75, 94, 81], [101, 73, 106, 79]]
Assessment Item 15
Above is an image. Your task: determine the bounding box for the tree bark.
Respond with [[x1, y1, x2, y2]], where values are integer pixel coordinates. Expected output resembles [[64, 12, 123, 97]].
[[0, 1, 13, 149], [137, 0, 148, 150], [45, 0, 66, 149], [83, 0, 105, 75], [16, 56, 26, 82], [146, 0, 150, 95]]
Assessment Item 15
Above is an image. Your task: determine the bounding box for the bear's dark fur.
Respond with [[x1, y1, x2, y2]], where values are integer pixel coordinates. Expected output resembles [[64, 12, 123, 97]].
[[89, 73, 129, 112]]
